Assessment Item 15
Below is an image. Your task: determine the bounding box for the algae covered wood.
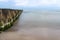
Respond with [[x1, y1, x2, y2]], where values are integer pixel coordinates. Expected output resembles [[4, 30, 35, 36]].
[[0, 9, 23, 32]]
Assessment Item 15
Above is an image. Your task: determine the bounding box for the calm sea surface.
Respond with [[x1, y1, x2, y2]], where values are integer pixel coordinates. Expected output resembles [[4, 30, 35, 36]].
[[0, 11, 60, 40]]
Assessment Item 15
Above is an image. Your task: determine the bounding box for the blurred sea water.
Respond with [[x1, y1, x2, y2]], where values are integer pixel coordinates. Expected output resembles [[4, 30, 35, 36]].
[[20, 11, 60, 29], [0, 11, 60, 40]]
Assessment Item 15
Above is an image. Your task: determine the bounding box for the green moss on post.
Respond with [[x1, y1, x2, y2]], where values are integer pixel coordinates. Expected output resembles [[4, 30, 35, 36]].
[[0, 27, 2, 31], [0, 22, 3, 31], [0, 9, 23, 32], [0, 22, 3, 27], [0, 14, 21, 31]]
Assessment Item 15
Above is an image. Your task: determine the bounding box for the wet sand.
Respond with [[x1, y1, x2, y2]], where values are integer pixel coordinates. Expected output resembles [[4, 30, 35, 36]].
[[0, 12, 60, 40], [0, 22, 60, 40]]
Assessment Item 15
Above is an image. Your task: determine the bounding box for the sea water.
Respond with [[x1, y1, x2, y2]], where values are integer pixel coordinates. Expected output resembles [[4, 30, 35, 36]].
[[0, 11, 60, 40]]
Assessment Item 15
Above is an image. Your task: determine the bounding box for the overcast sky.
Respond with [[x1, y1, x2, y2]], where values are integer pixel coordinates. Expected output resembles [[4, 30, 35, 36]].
[[0, 0, 60, 10]]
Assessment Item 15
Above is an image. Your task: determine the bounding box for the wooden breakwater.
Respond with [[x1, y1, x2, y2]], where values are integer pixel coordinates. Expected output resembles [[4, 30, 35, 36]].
[[0, 9, 23, 32]]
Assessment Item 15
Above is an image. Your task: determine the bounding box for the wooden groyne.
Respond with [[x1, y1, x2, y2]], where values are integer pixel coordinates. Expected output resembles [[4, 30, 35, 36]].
[[0, 9, 23, 32]]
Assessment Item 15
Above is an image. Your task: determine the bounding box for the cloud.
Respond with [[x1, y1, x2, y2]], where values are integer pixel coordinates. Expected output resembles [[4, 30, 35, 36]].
[[14, 0, 60, 7], [14, 0, 28, 6], [0, 0, 9, 2]]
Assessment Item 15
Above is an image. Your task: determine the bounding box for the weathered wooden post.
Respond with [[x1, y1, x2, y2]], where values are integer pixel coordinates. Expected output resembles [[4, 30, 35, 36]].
[[0, 9, 23, 32]]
